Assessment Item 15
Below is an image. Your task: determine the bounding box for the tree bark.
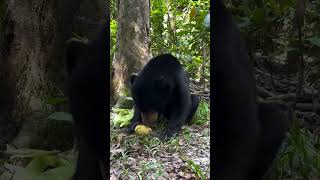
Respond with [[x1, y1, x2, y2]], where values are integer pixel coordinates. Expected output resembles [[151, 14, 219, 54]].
[[0, 0, 105, 147], [111, 0, 150, 103]]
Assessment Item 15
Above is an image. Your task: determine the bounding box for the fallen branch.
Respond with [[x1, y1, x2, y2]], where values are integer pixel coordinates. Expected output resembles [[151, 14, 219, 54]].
[[257, 86, 276, 98], [267, 93, 296, 101], [295, 103, 320, 113]]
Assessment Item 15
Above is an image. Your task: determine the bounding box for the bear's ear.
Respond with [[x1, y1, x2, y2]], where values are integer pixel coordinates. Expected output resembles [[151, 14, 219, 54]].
[[65, 38, 88, 75], [130, 74, 137, 85], [155, 76, 169, 90]]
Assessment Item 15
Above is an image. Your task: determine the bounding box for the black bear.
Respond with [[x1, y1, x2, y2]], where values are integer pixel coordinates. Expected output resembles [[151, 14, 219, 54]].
[[128, 54, 199, 138], [213, 1, 290, 180], [65, 26, 108, 180], [249, 100, 291, 180]]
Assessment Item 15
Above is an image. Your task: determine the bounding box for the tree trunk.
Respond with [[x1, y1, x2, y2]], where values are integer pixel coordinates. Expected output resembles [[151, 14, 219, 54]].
[[111, 0, 150, 103], [0, 0, 105, 148]]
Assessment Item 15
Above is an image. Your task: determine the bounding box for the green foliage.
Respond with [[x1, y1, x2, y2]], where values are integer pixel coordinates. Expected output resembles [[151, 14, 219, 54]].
[[186, 159, 206, 179], [307, 37, 320, 48], [43, 97, 67, 106], [112, 108, 134, 128], [150, 0, 210, 81], [276, 123, 320, 179], [5, 147, 60, 158], [110, 0, 210, 81], [193, 100, 210, 125], [110, 0, 118, 21], [229, 0, 296, 55], [1, 147, 75, 180], [110, 0, 118, 71], [42, 96, 73, 122], [110, 19, 117, 61], [48, 112, 73, 122], [138, 161, 164, 179]]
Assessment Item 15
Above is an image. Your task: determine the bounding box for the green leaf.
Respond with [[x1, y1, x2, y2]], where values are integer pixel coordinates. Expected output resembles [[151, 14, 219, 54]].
[[112, 109, 134, 127], [124, 97, 133, 101], [10, 157, 74, 180], [235, 16, 250, 29], [37, 165, 75, 180], [251, 8, 266, 27], [4, 148, 75, 180], [25, 156, 59, 173], [6, 148, 60, 158], [307, 37, 320, 47], [48, 112, 73, 122], [279, 0, 295, 8], [43, 97, 67, 106]]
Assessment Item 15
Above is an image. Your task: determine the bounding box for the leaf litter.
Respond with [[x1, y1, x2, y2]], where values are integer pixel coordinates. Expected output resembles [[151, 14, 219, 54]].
[[109, 124, 210, 179]]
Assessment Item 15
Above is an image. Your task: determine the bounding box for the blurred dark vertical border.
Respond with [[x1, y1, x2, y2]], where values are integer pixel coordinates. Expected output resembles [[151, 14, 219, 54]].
[[209, 0, 214, 178], [0, 0, 111, 179]]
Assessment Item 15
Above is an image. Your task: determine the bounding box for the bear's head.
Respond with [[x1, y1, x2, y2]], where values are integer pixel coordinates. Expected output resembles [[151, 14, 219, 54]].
[[130, 74, 173, 126]]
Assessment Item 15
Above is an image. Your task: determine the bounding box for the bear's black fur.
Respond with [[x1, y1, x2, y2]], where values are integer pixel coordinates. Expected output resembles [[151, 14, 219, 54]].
[[128, 54, 199, 138], [213, 1, 260, 179], [187, 94, 200, 124], [249, 101, 290, 180], [65, 26, 108, 180], [213, 1, 290, 179]]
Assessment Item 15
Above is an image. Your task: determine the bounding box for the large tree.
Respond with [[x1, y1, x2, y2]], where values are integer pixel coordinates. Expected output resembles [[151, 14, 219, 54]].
[[111, 0, 150, 103], [0, 0, 105, 148]]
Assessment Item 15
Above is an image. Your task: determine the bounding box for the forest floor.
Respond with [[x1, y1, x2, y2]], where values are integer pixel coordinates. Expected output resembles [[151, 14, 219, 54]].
[[109, 120, 210, 179]]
